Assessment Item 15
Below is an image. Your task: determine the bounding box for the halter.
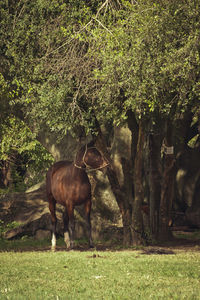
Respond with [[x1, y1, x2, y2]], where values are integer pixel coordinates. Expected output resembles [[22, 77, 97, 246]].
[[74, 144, 109, 171]]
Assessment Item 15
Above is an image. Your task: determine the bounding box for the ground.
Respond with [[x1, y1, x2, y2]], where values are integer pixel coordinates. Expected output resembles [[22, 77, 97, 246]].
[[0, 229, 199, 253]]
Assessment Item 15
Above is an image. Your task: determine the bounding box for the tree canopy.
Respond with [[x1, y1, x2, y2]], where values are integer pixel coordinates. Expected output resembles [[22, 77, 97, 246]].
[[1, 0, 200, 243], [1, 0, 199, 135]]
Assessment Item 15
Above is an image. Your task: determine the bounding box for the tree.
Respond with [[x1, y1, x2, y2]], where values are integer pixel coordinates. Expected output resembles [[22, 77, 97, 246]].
[[1, 0, 200, 244], [79, 0, 200, 242], [0, 1, 55, 189]]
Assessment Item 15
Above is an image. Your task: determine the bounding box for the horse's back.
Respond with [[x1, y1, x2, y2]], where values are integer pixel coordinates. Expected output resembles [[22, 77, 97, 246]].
[[46, 161, 71, 194]]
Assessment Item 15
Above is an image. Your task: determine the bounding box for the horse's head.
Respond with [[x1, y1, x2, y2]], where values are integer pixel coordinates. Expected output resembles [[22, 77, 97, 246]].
[[84, 147, 109, 170], [75, 143, 109, 171]]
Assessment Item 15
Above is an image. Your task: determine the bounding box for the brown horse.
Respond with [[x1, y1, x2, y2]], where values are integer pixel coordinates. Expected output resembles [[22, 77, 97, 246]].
[[46, 142, 108, 251]]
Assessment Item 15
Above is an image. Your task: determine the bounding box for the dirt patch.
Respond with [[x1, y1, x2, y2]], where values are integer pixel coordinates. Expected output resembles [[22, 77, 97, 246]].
[[1, 234, 199, 253]]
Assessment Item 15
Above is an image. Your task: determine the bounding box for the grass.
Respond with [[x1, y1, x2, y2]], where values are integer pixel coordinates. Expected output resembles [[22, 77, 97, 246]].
[[173, 230, 200, 240], [0, 239, 200, 300], [0, 237, 63, 252]]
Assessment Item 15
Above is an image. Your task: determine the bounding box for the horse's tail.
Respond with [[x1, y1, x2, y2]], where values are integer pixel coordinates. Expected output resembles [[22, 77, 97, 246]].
[[46, 167, 53, 197]]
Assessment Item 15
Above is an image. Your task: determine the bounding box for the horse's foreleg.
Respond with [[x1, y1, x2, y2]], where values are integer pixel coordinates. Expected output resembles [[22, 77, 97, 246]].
[[68, 207, 75, 249], [85, 199, 94, 248], [49, 198, 57, 252], [63, 208, 70, 249]]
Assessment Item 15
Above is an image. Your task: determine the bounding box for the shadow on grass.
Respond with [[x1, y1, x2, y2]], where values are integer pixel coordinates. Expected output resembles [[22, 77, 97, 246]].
[[1, 232, 200, 253]]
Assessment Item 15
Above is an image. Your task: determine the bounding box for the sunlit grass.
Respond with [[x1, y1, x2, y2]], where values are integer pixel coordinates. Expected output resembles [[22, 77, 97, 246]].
[[0, 248, 200, 299]]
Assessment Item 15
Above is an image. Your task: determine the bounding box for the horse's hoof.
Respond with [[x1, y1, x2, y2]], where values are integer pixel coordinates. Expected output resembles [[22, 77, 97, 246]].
[[64, 232, 70, 249], [65, 242, 70, 249]]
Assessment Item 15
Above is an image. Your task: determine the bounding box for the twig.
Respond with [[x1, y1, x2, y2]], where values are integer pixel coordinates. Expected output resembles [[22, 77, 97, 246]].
[[70, 81, 83, 118], [43, 20, 93, 58], [93, 17, 113, 35], [43, 0, 113, 58], [95, 0, 109, 18], [13, 0, 26, 30]]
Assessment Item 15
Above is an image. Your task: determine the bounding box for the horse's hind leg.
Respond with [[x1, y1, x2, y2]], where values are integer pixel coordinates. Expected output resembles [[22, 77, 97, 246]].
[[63, 208, 70, 249], [49, 197, 57, 252], [68, 205, 75, 249], [85, 198, 94, 248]]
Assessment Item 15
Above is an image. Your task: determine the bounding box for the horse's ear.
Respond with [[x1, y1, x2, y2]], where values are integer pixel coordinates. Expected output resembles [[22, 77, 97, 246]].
[[92, 134, 98, 143], [93, 135, 112, 166], [87, 140, 95, 148]]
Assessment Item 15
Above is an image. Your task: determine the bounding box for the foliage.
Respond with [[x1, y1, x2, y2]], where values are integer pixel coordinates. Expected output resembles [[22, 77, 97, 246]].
[[2, 0, 199, 135], [0, 114, 53, 188], [0, 68, 52, 189], [0, 220, 21, 238], [1, 117, 35, 160], [89, 0, 200, 122], [0, 0, 101, 136]]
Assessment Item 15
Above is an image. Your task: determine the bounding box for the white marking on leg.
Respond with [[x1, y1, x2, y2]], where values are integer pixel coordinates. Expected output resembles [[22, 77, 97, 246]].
[[64, 232, 70, 249], [51, 233, 56, 251]]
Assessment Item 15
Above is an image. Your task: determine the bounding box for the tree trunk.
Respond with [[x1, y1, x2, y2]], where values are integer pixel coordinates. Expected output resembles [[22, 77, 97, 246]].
[[148, 130, 162, 240], [95, 125, 133, 246], [132, 121, 145, 245], [1, 160, 12, 187], [159, 121, 175, 240], [107, 167, 132, 246]]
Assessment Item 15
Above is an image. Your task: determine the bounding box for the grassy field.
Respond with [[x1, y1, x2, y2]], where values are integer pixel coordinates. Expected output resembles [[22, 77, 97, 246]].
[[0, 239, 200, 300]]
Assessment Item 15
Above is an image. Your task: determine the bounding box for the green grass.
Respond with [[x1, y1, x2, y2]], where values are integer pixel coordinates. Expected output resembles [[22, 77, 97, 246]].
[[0, 237, 63, 252], [0, 246, 200, 299], [173, 230, 200, 240]]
